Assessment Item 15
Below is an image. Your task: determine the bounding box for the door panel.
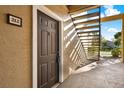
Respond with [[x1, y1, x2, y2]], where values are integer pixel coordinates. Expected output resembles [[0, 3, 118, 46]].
[[41, 31, 48, 56], [39, 63, 48, 87], [51, 32, 56, 54], [37, 10, 59, 88]]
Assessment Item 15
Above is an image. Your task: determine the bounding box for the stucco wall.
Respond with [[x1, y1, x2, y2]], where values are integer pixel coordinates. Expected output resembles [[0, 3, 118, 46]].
[[0, 5, 32, 87], [0, 5, 87, 87], [45, 5, 87, 80]]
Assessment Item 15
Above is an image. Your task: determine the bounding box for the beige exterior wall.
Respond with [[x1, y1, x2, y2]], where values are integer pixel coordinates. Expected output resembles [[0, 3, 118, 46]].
[[46, 5, 87, 80], [0, 5, 87, 87], [0, 5, 32, 87]]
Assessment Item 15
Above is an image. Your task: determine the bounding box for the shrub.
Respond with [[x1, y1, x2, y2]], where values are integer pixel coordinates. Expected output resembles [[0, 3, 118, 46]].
[[111, 48, 120, 57]]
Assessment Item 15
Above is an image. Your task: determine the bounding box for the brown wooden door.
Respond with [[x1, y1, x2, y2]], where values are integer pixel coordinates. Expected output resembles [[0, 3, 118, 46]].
[[37, 10, 59, 88]]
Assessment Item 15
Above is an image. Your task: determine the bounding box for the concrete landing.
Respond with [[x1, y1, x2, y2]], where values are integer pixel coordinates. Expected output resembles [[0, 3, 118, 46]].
[[58, 58, 124, 88]]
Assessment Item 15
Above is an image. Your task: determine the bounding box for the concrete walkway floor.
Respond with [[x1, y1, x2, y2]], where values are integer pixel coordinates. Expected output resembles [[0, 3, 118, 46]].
[[58, 58, 124, 88]]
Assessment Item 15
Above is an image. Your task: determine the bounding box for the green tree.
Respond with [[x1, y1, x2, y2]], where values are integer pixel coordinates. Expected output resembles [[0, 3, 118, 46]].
[[114, 32, 121, 47], [111, 32, 121, 57], [101, 37, 109, 51], [101, 37, 107, 47]]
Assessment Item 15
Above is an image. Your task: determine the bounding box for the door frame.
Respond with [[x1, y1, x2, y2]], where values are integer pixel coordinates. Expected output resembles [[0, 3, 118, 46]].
[[32, 5, 64, 88]]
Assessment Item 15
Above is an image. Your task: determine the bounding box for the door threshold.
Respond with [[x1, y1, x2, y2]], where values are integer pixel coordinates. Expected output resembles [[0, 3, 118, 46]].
[[51, 83, 60, 88]]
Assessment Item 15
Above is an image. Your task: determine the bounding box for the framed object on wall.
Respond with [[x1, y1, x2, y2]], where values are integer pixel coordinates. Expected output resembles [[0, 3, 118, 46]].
[[7, 14, 22, 27]]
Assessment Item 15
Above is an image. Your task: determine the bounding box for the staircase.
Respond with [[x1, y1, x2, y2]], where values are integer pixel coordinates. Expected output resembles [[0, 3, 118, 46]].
[[67, 5, 101, 61]]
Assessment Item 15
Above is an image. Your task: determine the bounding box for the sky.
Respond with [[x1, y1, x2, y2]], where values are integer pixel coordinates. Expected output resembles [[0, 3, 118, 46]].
[[100, 5, 124, 41]]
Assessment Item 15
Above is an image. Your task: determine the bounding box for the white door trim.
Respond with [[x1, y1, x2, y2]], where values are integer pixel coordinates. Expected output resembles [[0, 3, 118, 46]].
[[32, 5, 64, 88]]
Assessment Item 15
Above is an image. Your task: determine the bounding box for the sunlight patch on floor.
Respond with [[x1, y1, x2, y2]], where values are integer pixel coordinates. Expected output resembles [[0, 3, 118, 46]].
[[72, 62, 97, 74], [99, 57, 122, 66]]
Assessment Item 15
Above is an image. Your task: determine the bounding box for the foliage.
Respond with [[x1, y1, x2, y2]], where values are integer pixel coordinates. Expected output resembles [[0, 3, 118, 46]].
[[114, 32, 121, 39], [101, 37, 107, 46], [101, 31, 121, 58], [111, 48, 121, 57], [111, 32, 121, 57], [101, 37, 113, 51], [114, 32, 121, 47]]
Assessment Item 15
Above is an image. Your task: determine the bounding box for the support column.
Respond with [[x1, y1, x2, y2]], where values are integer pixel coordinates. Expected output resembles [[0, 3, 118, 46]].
[[122, 15, 124, 62]]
